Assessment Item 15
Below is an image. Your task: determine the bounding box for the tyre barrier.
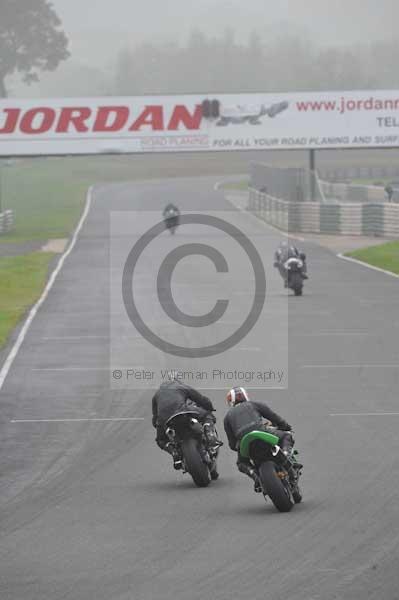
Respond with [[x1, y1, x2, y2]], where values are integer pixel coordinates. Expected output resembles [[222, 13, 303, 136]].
[[0, 210, 14, 234], [248, 189, 399, 237]]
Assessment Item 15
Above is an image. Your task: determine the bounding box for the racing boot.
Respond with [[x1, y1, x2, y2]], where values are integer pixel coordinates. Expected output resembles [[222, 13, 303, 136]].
[[210, 464, 220, 481], [281, 441, 294, 459], [282, 444, 303, 471], [238, 460, 262, 492], [280, 446, 302, 483], [249, 468, 262, 493], [203, 422, 223, 452], [165, 442, 182, 470]]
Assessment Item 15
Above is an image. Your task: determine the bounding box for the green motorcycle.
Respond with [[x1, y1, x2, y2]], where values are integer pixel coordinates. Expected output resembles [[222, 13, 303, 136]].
[[240, 430, 303, 512]]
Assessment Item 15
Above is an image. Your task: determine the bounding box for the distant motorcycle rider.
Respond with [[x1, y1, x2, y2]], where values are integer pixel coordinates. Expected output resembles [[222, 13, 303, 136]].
[[152, 372, 221, 469], [163, 203, 180, 218], [163, 203, 180, 234], [274, 240, 307, 285], [223, 387, 300, 492]]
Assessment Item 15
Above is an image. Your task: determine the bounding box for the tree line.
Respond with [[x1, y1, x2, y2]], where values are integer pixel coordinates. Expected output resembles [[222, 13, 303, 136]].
[[113, 31, 399, 95]]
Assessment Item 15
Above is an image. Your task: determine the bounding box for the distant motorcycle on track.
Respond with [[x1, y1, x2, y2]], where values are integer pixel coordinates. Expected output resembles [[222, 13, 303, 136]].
[[274, 243, 308, 296], [164, 410, 221, 487], [163, 205, 180, 235], [283, 256, 307, 296], [239, 429, 303, 512]]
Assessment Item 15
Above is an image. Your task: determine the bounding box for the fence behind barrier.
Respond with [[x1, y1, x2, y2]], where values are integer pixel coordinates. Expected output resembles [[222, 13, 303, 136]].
[[317, 165, 399, 182], [250, 164, 325, 203], [250, 163, 399, 204], [0, 210, 14, 235], [247, 189, 399, 237]]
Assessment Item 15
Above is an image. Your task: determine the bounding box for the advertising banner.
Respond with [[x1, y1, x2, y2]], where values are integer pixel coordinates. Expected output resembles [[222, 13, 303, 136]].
[[1, 90, 399, 156]]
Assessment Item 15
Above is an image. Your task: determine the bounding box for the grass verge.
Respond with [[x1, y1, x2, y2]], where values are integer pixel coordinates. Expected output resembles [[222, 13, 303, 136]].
[[0, 153, 216, 350], [0, 252, 55, 348], [0, 156, 141, 242], [0, 156, 255, 242], [220, 179, 249, 191], [346, 241, 399, 275], [349, 179, 388, 186], [0, 155, 250, 350]]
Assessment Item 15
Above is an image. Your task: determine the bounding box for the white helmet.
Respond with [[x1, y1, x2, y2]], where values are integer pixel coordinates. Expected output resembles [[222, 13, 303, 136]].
[[165, 369, 180, 381], [226, 387, 249, 407]]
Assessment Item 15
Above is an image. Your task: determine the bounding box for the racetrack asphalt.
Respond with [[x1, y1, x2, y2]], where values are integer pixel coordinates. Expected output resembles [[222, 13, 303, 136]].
[[1, 175, 399, 600]]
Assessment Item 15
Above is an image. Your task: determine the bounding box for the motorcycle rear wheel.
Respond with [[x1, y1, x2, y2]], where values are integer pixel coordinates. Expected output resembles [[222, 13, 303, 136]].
[[290, 272, 303, 296], [259, 461, 294, 512], [181, 438, 211, 487]]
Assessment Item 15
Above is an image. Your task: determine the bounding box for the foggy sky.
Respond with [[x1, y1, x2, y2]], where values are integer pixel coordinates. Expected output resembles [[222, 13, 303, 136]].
[[7, 0, 399, 97], [51, 0, 398, 67]]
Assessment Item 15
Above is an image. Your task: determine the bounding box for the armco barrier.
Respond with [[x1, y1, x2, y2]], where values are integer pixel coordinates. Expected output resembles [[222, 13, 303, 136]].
[[248, 189, 399, 237], [0, 210, 14, 234]]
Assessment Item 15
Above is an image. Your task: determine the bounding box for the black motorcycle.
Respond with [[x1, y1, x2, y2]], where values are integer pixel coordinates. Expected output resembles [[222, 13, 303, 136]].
[[275, 254, 307, 296], [164, 208, 180, 234], [165, 410, 220, 487]]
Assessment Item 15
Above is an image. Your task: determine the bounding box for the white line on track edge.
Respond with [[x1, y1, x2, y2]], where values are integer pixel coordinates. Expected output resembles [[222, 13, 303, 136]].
[[330, 412, 399, 417], [10, 417, 145, 423], [337, 252, 399, 279], [302, 364, 399, 368], [0, 186, 94, 392]]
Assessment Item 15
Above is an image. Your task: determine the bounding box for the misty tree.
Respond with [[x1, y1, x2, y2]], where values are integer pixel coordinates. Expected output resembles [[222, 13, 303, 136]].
[[0, 0, 70, 97], [115, 48, 135, 96], [365, 41, 399, 89], [243, 32, 264, 91], [184, 30, 210, 93]]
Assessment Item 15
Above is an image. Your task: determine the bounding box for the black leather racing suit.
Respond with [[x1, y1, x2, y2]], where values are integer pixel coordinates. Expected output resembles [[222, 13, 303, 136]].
[[223, 400, 293, 478], [274, 244, 307, 281], [152, 380, 216, 450], [163, 203, 180, 219]]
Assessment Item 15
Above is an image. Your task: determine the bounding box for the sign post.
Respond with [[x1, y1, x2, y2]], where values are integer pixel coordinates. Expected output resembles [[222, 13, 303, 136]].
[[309, 149, 316, 202], [0, 159, 3, 213]]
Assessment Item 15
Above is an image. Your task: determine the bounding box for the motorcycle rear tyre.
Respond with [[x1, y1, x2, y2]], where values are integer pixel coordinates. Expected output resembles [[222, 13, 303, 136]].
[[259, 461, 294, 512], [182, 438, 211, 488]]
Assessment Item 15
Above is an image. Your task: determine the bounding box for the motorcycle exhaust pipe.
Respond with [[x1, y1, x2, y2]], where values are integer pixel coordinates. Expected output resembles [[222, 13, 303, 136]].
[[166, 427, 176, 441], [272, 445, 292, 471]]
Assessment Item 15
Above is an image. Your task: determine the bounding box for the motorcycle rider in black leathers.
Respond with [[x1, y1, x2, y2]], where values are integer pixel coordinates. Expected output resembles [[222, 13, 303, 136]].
[[223, 387, 300, 492], [274, 240, 307, 286], [152, 373, 222, 470], [163, 203, 180, 219], [162, 203, 180, 234]]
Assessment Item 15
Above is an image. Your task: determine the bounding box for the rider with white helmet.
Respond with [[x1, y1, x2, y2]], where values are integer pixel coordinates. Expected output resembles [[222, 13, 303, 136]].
[[224, 387, 296, 492]]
